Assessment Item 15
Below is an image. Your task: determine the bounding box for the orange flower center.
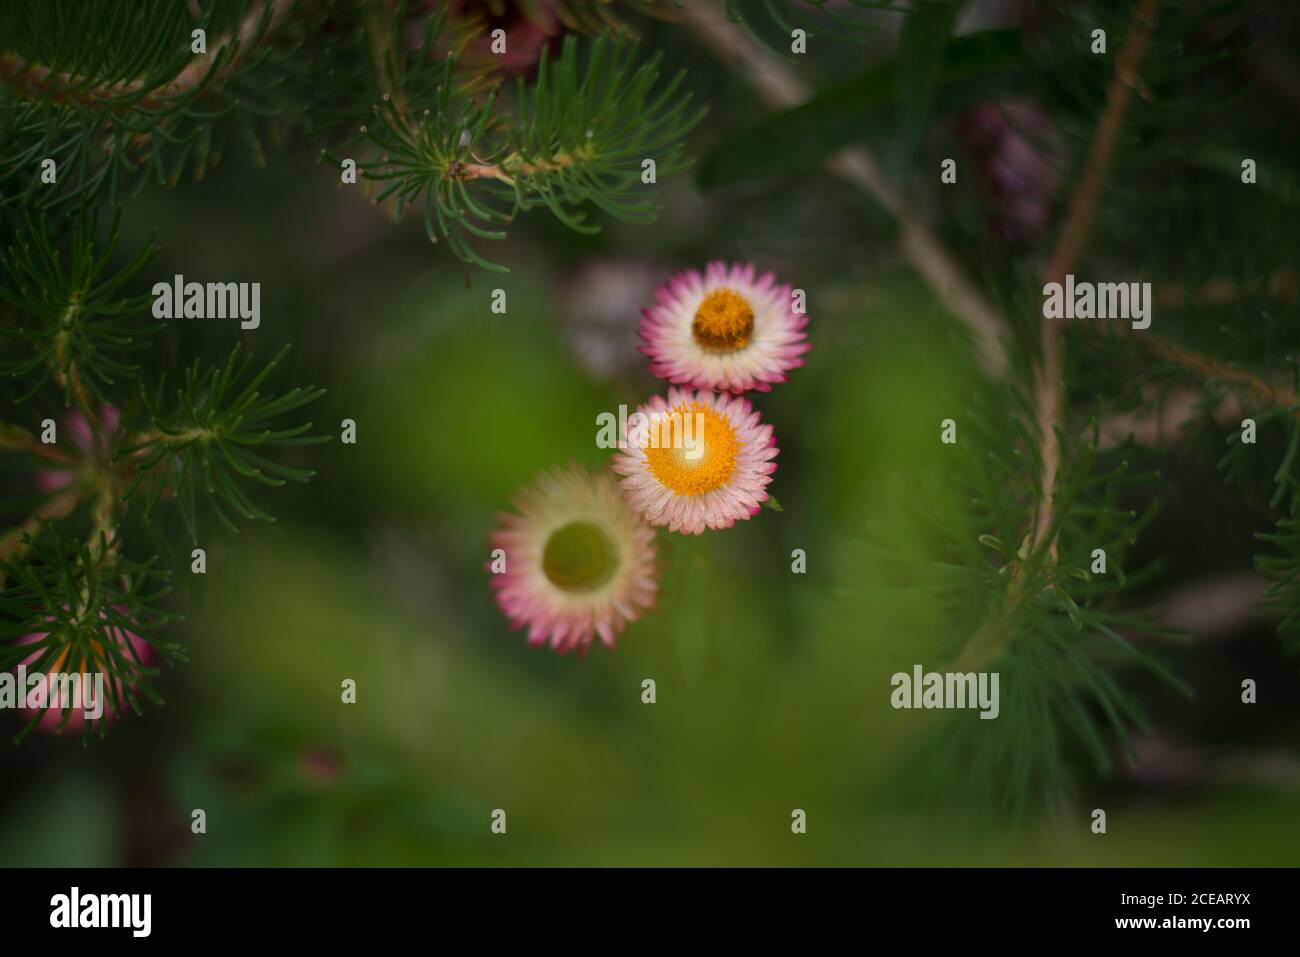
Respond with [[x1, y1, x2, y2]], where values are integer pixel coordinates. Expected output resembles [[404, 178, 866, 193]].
[[48, 641, 102, 675], [692, 288, 754, 352], [644, 402, 739, 496]]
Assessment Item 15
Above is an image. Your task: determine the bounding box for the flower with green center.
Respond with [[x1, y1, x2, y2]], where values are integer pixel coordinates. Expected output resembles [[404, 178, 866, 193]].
[[489, 466, 658, 654], [542, 520, 620, 592]]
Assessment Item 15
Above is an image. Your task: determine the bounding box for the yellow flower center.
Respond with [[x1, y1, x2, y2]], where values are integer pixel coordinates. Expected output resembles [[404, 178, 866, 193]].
[[542, 520, 620, 593], [692, 288, 754, 352], [644, 402, 739, 496]]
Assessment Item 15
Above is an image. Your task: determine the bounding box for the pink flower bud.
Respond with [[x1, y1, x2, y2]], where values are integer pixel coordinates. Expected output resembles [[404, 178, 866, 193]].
[[14, 606, 154, 735], [955, 98, 1064, 248]]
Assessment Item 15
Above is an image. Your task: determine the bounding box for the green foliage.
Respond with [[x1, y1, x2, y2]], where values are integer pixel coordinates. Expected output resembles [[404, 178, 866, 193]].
[[1040, 2, 1300, 672], [354, 33, 704, 271], [698, 28, 1027, 187], [862, 381, 1183, 812], [1222, 390, 1300, 652], [1, 2, 702, 273], [895, 0, 964, 155], [0, 209, 161, 404], [122, 345, 328, 544], [0, 0, 308, 209], [506, 37, 702, 225]]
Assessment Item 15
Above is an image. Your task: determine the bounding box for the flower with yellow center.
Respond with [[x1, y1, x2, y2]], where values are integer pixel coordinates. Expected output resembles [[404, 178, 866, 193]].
[[691, 289, 755, 352], [489, 466, 658, 654], [612, 387, 778, 535], [643, 400, 740, 496], [640, 261, 811, 393]]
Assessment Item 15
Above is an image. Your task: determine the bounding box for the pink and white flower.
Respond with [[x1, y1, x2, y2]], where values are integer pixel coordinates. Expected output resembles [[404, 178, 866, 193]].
[[639, 261, 810, 394], [15, 608, 155, 735], [489, 466, 658, 655], [611, 388, 778, 535]]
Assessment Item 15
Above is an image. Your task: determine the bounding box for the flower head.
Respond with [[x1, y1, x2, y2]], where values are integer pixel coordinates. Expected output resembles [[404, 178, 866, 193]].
[[639, 261, 810, 394], [489, 466, 658, 654], [611, 387, 778, 535], [16, 607, 154, 735], [415, 0, 562, 81]]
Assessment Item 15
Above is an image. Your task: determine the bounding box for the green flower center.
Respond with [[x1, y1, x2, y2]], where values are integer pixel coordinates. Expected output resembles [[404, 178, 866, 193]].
[[542, 521, 620, 593]]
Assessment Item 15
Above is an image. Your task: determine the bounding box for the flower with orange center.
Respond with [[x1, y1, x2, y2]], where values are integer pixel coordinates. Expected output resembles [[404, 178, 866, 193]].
[[640, 261, 810, 393], [15, 607, 155, 735], [612, 387, 778, 535], [691, 289, 755, 351], [643, 400, 740, 497]]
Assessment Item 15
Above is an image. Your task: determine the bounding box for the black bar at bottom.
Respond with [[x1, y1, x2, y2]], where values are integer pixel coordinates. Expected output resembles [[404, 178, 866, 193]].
[[0, 866, 1282, 942]]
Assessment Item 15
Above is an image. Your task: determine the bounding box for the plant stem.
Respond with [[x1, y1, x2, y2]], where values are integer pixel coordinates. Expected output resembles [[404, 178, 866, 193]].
[[1095, 386, 1243, 450], [1088, 320, 1300, 417], [949, 0, 1162, 676], [0, 422, 76, 465], [0, 487, 82, 571], [451, 146, 593, 185], [1029, 0, 1162, 558], [1134, 330, 1299, 410], [52, 312, 98, 429], [1156, 270, 1297, 310], [87, 474, 121, 561], [128, 427, 214, 448]]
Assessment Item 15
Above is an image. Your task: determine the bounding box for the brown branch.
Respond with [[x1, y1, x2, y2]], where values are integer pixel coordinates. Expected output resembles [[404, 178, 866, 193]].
[[1091, 271, 1298, 446], [449, 146, 594, 185], [454, 162, 510, 181], [1085, 315, 1300, 417], [1095, 385, 1243, 450], [1156, 270, 1297, 310], [87, 475, 122, 561], [678, 1, 1010, 376], [51, 312, 99, 427], [1030, 0, 1162, 555], [1132, 330, 1300, 410], [169, 0, 297, 100], [0, 422, 76, 466], [0, 487, 82, 570]]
